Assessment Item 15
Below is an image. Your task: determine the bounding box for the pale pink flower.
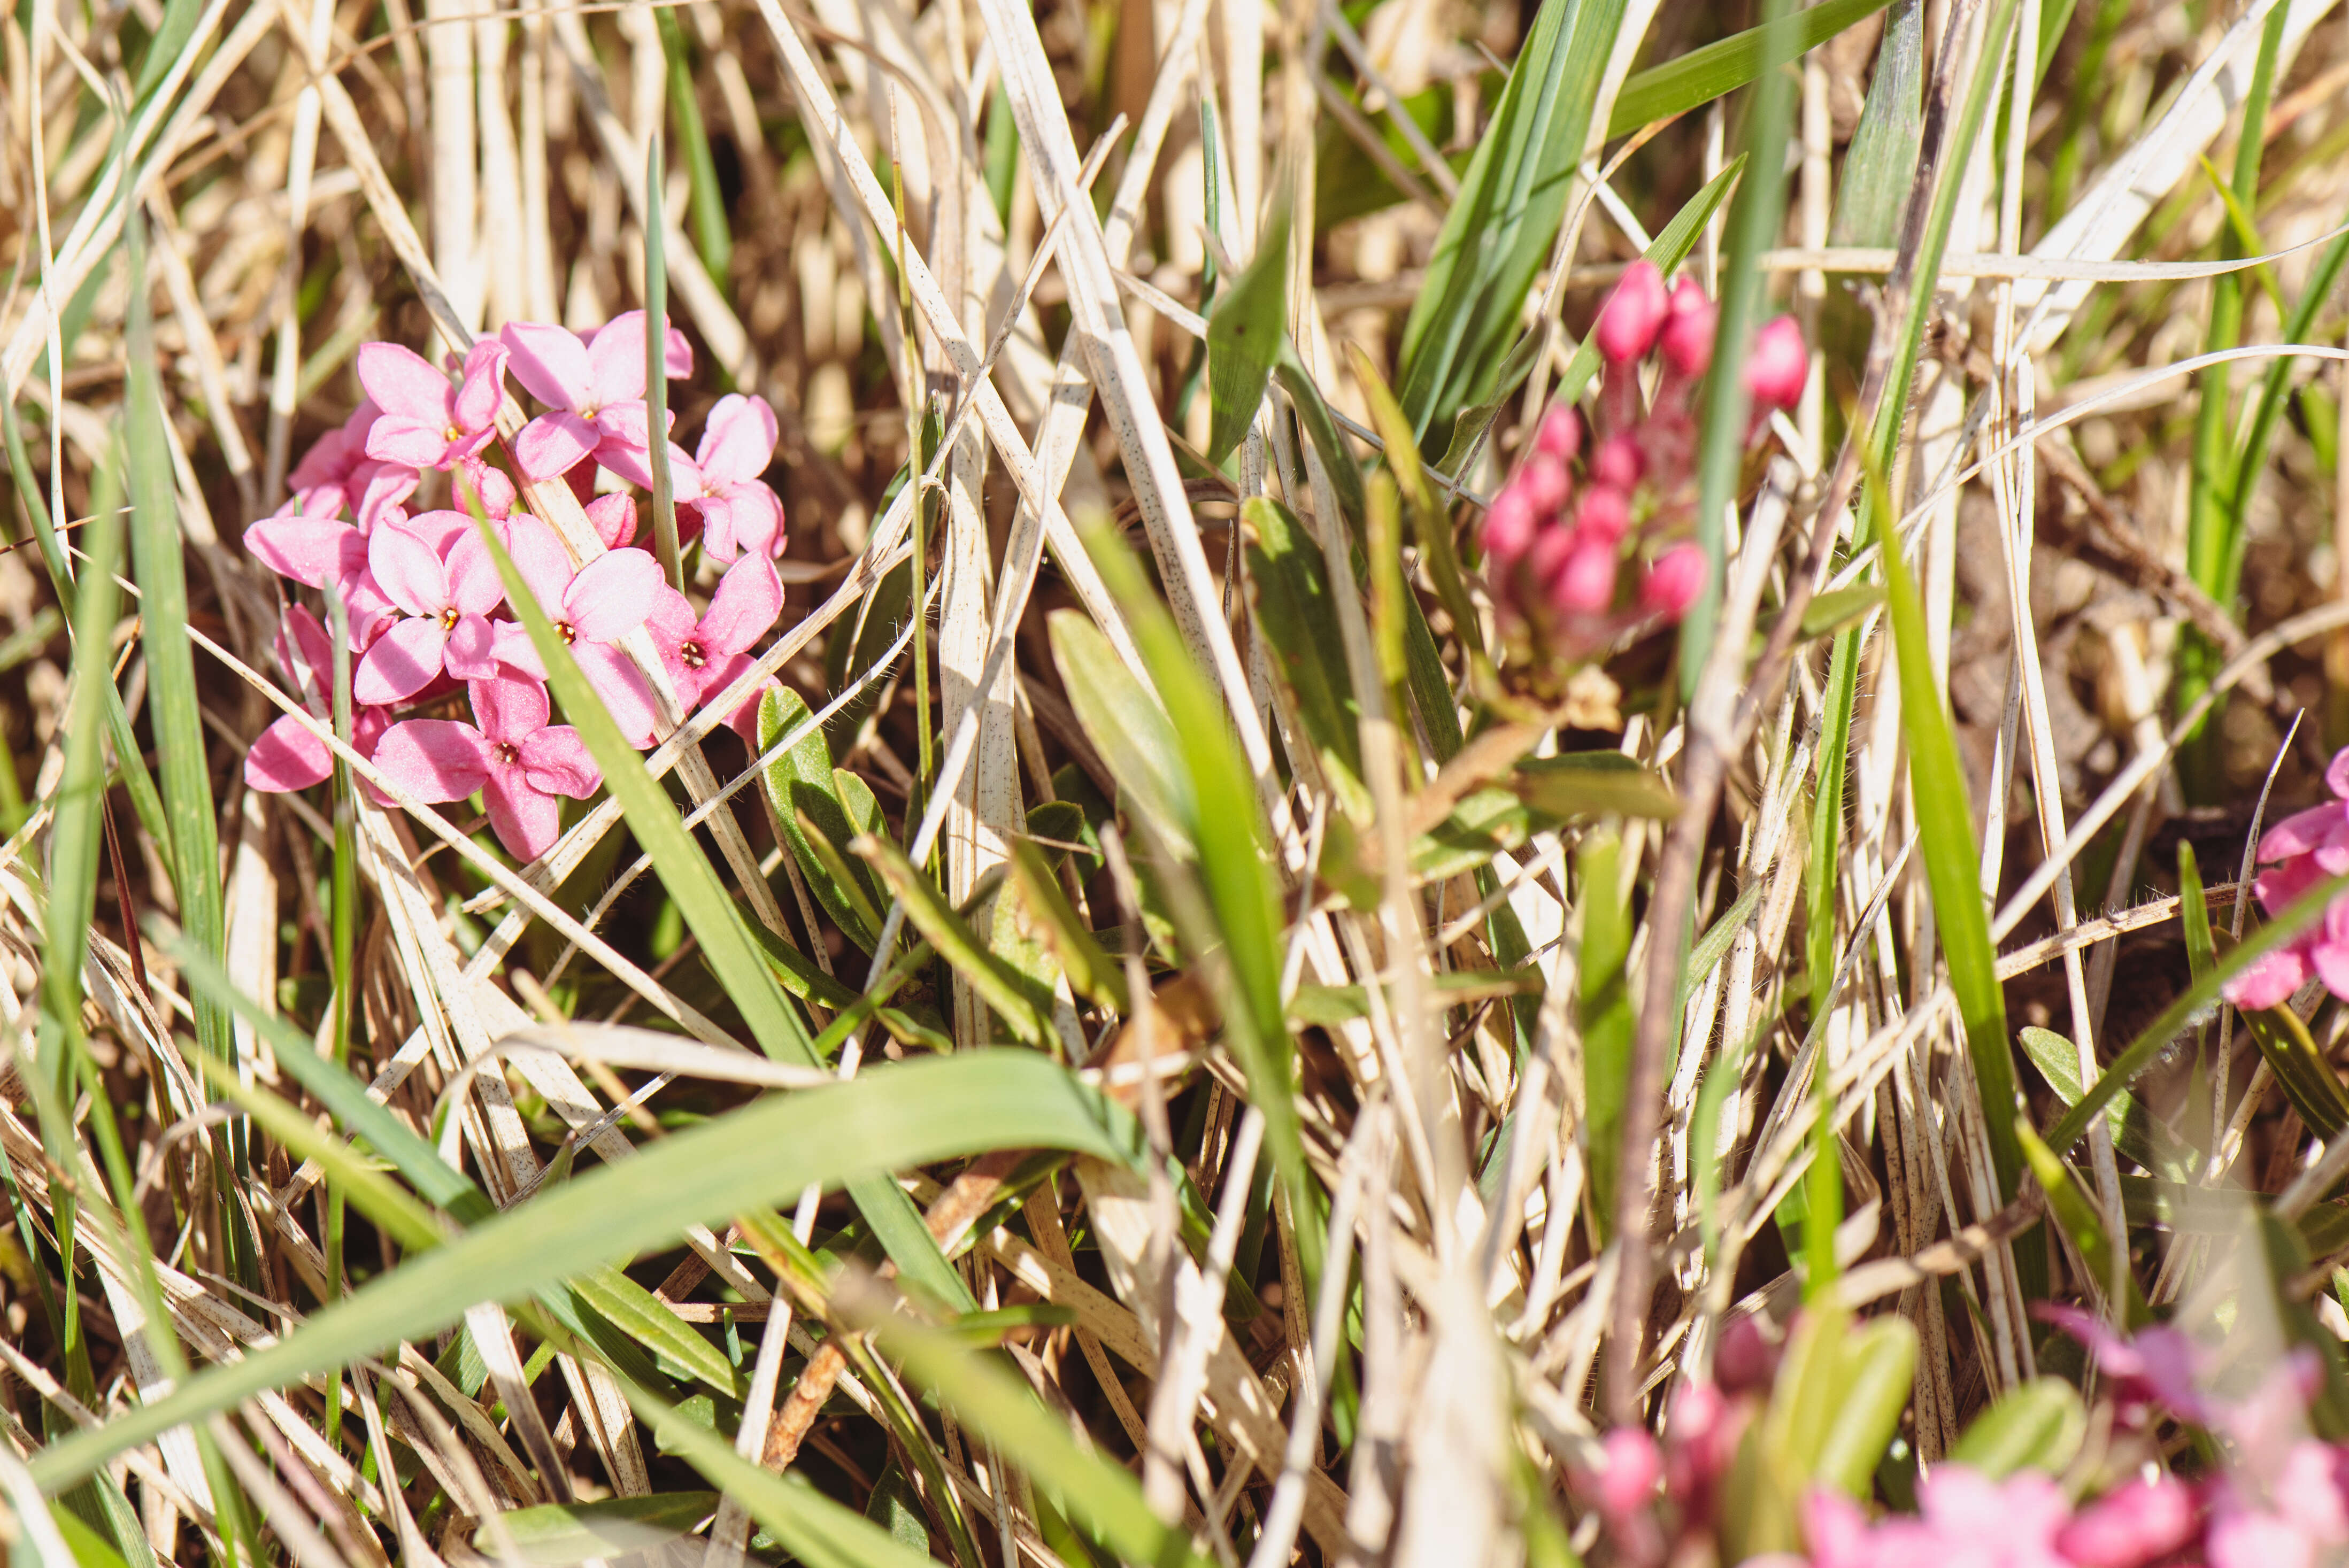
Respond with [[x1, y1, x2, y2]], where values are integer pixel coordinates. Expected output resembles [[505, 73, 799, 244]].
[[487, 519, 667, 746], [499, 311, 692, 481], [586, 492, 638, 550], [643, 553, 783, 709], [676, 394, 786, 562], [285, 401, 421, 530], [351, 522, 508, 705], [372, 676, 600, 861], [358, 339, 510, 470], [243, 508, 367, 591]]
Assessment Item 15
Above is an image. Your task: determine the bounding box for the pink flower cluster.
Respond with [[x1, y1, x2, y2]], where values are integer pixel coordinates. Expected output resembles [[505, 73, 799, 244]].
[[1482, 260, 1805, 679], [1579, 1307, 2349, 1568], [238, 318, 788, 862], [2221, 746, 2349, 1011]]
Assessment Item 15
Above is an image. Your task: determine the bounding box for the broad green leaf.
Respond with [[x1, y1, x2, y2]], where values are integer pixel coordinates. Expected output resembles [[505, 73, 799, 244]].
[[1830, 0, 1923, 248], [572, 1266, 741, 1396], [31, 1051, 1144, 1488], [759, 688, 888, 952], [480, 1493, 718, 1566], [1948, 1379, 2086, 1478], [1512, 753, 1680, 821], [859, 843, 1054, 1049], [1579, 831, 1633, 1240], [2019, 1026, 2197, 1184], [1047, 610, 1192, 852], [1809, 1317, 1919, 1496], [1241, 497, 1367, 815], [1606, 0, 1896, 138], [864, 1461, 930, 1558], [477, 517, 969, 1314], [1205, 198, 1291, 463], [1726, 1305, 1915, 1557], [2017, 1118, 2150, 1326], [1868, 473, 2021, 1207], [1008, 840, 1126, 1013], [1397, 0, 1630, 450]]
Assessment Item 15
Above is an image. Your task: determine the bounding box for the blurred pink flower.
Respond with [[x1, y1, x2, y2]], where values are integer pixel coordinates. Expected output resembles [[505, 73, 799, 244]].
[[1596, 259, 1669, 365], [500, 312, 691, 480], [2224, 747, 2349, 1011], [359, 339, 510, 470], [352, 522, 508, 705], [373, 676, 599, 861], [1746, 315, 1809, 418], [644, 553, 783, 709], [2054, 1475, 2199, 1568]]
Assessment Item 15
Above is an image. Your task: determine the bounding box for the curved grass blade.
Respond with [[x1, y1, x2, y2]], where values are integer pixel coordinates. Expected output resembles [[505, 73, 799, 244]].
[[1605, 0, 1896, 140]]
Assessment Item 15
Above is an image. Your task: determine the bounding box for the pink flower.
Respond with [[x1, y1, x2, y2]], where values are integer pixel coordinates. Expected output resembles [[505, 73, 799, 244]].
[[1746, 315, 1808, 415], [1533, 405, 1582, 462], [2036, 1304, 2212, 1427], [489, 519, 667, 746], [373, 676, 600, 861], [358, 339, 510, 470], [244, 605, 390, 794], [1641, 544, 1707, 621], [1596, 260, 1669, 365], [676, 393, 786, 562], [244, 507, 367, 591], [2054, 1476, 2199, 1568], [500, 312, 692, 481], [452, 455, 518, 520], [351, 521, 509, 705], [644, 553, 783, 709], [2225, 749, 2349, 1011]]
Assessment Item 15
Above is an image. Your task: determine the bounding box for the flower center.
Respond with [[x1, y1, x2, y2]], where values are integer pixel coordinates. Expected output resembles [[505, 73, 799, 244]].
[[555, 620, 577, 645], [440, 606, 461, 630], [493, 740, 520, 766], [443, 423, 463, 444], [680, 638, 706, 669]]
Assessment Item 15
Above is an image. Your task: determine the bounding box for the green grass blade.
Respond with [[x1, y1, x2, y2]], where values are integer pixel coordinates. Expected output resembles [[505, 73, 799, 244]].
[[644, 132, 682, 589], [1807, 628, 1861, 1022], [475, 516, 971, 1311], [1605, 0, 1894, 140], [759, 688, 887, 952], [30, 1051, 1143, 1489], [1046, 610, 1194, 852], [1578, 829, 1633, 1241], [1830, 0, 1923, 248], [858, 844, 1054, 1048], [2016, 1118, 2151, 1325], [1204, 198, 1289, 465], [1240, 497, 1367, 811], [1396, 0, 1630, 450], [656, 6, 733, 284], [40, 470, 120, 1068]]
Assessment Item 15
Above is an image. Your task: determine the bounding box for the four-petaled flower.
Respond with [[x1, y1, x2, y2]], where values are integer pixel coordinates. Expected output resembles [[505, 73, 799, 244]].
[[373, 676, 601, 861], [245, 605, 390, 794], [490, 518, 668, 745], [352, 522, 508, 705], [359, 339, 511, 470], [500, 311, 692, 481], [676, 393, 785, 561], [645, 551, 783, 711]]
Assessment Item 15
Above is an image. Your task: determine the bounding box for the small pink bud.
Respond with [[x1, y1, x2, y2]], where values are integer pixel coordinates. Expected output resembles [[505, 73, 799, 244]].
[[1714, 1314, 1780, 1394], [1592, 1428, 1661, 1519], [1593, 434, 1645, 491], [1575, 484, 1631, 541], [1533, 405, 1582, 462], [1642, 544, 1707, 621], [1523, 522, 1577, 588], [1483, 489, 1537, 563], [1659, 297, 1718, 381], [1548, 532, 1620, 614], [1515, 454, 1570, 517], [586, 491, 639, 550], [1745, 316, 1808, 413], [1595, 260, 1669, 365]]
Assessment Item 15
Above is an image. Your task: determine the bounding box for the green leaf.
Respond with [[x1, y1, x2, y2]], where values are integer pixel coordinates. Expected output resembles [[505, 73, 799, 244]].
[[1868, 472, 2021, 1207], [1289, 969, 1539, 1026], [1948, 1379, 2087, 1478], [1008, 840, 1126, 1013], [758, 688, 888, 952], [2017, 1117, 2150, 1326], [1799, 585, 1886, 643], [1511, 753, 1681, 821], [1830, 0, 1923, 248], [1273, 348, 1370, 535], [2238, 999, 2349, 1139], [1579, 831, 1633, 1241], [1205, 198, 1291, 464], [1606, 0, 1896, 138], [859, 843, 1056, 1050], [30, 1051, 1145, 1488], [481, 1493, 719, 1566], [864, 1461, 930, 1558], [476, 516, 969, 1314], [1241, 497, 1367, 814], [2017, 1025, 2197, 1184], [1807, 627, 1861, 1023], [1808, 1317, 1919, 1496], [1047, 611, 1193, 853], [1346, 343, 1484, 665], [572, 1266, 741, 1396], [822, 560, 914, 754], [1397, 0, 1630, 450]]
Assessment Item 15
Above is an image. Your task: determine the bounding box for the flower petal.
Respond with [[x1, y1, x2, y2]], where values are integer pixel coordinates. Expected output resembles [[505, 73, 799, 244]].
[[244, 516, 364, 588], [470, 674, 552, 744], [352, 461, 422, 529], [575, 643, 660, 747], [513, 411, 599, 481], [489, 619, 546, 678], [583, 311, 651, 408], [694, 393, 779, 488], [500, 321, 594, 411], [356, 342, 452, 426], [367, 523, 452, 615], [563, 548, 664, 642], [353, 617, 452, 705], [702, 553, 783, 656], [443, 530, 507, 617], [364, 417, 453, 469], [373, 718, 492, 801], [2260, 805, 2348, 863], [451, 338, 510, 433], [2225, 943, 2312, 1012], [444, 614, 502, 679], [519, 726, 601, 797], [482, 770, 563, 861], [245, 713, 333, 792], [585, 491, 638, 549], [504, 515, 579, 618]]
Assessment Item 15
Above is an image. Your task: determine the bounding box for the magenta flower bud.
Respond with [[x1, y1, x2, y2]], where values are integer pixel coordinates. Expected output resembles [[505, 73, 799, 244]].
[[1659, 296, 1718, 382], [1642, 544, 1707, 621], [1745, 315, 1808, 413], [2054, 1477, 2199, 1568], [1595, 260, 1669, 365], [1533, 405, 1582, 462], [1515, 454, 1571, 517], [1548, 531, 1620, 614], [1523, 520, 1577, 586], [1483, 488, 1538, 562], [1591, 1428, 1661, 1519], [1592, 434, 1645, 492], [1575, 483, 1631, 541], [1715, 1314, 1781, 1396]]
